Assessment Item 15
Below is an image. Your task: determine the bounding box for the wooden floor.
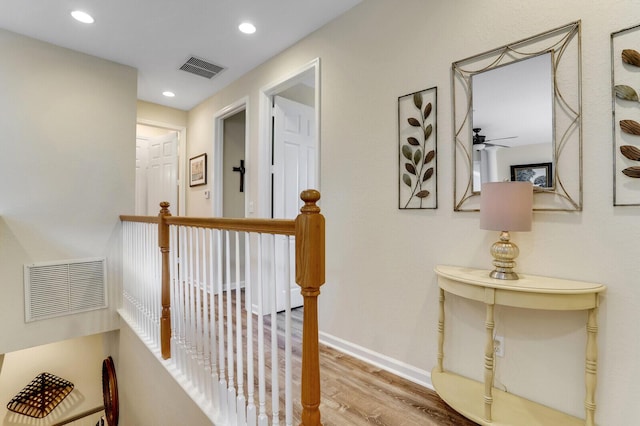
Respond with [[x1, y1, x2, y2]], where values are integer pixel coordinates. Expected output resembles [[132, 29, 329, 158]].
[[208, 290, 477, 425], [276, 308, 478, 426]]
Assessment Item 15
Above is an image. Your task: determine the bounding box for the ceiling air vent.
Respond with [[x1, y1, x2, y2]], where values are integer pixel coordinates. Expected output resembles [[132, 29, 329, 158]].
[[179, 56, 224, 79], [24, 258, 107, 322]]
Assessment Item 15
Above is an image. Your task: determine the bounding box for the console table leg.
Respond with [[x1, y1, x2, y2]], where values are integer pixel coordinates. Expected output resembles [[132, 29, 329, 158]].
[[585, 306, 598, 426], [484, 303, 495, 422], [437, 288, 445, 372]]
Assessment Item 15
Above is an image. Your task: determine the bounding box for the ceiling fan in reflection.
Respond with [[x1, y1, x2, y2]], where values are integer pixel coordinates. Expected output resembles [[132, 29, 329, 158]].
[[472, 128, 518, 150]]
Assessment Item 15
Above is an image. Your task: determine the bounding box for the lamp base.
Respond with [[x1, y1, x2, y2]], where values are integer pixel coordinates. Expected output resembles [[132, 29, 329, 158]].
[[489, 268, 519, 280], [489, 231, 520, 280]]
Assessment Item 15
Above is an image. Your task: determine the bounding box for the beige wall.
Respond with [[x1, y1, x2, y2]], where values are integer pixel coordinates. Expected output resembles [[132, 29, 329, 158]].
[[137, 100, 187, 127], [117, 323, 212, 426], [184, 1, 640, 423], [0, 29, 136, 354]]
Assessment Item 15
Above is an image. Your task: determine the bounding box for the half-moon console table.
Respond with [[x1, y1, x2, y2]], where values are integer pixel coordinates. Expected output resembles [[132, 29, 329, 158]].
[[433, 265, 606, 426]]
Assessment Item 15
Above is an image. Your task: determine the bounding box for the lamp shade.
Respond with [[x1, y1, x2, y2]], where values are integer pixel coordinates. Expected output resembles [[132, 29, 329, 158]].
[[480, 181, 533, 232]]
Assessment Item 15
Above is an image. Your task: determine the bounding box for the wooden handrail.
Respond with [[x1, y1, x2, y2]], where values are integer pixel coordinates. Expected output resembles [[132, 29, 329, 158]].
[[165, 216, 295, 235], [119, 215, 159, 224], [119, 215, 296, 235]]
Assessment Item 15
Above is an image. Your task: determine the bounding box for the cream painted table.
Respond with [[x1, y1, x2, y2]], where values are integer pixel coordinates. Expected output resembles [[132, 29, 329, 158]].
[[433, 265, 606, 426]]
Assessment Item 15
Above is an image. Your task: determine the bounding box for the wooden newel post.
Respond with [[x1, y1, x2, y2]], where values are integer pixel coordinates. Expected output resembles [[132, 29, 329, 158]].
[[159, 201, 172, 360], [295, 189, 325, 426]]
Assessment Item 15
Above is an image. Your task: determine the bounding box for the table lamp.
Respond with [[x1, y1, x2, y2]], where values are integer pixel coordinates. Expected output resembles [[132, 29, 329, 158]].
[[480, 181, 533, 280]]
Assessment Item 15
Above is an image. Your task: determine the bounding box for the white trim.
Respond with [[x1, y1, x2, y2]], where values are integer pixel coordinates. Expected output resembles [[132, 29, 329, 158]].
[[258, 57, 321, 218], [136, 118, 187, 216], [319, 331, 434, 390], [212, 97, 250, 218]]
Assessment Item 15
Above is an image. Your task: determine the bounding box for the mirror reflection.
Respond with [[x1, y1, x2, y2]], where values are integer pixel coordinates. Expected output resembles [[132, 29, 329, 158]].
[[471, 52, 554, 191]]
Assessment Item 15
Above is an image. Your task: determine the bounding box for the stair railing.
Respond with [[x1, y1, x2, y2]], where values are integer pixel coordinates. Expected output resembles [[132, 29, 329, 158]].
[[120, 190, 325, 426]]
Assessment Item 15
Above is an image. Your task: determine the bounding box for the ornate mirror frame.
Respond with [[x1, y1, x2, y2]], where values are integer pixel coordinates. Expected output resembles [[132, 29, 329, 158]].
[[452, 21, 582, 211]]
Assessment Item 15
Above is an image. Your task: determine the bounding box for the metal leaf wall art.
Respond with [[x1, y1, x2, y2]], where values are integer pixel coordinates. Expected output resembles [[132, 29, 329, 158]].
[[620, 119, 640, 177], [398, 87, 437, 209], [612, 24, 640, 205]]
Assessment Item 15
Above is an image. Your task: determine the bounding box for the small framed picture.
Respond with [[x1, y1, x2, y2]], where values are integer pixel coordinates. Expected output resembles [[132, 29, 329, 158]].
[[189, 153, 207, 187], [510, 162, 552, 187]]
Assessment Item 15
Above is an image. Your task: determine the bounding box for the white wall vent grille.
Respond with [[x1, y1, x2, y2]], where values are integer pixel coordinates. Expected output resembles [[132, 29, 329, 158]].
[[24, 258, 107, 322]]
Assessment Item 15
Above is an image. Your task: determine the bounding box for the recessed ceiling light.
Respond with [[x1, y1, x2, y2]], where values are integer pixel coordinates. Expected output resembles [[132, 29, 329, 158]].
[[162, 91, 176, 98], [239, 22, 256, 34], [71, 10, 94, 24]]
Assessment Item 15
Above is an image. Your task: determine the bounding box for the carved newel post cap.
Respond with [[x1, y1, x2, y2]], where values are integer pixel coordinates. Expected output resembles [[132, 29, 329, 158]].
[[159, 201, 171, 216], [300, 190, 321, 213]]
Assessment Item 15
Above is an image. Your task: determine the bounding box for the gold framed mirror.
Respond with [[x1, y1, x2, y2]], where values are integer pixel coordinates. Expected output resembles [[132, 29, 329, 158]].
[[452, 21, 582, 211]]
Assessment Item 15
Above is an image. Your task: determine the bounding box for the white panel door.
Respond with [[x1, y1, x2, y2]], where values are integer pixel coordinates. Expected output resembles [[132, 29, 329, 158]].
[[273, 96, 316, 311], [147, 132, 178, 215]]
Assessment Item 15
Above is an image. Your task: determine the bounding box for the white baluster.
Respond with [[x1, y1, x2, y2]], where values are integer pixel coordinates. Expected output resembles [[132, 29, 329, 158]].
[[201, 227, 212, 403], [236, 231, 246, 425], [145, 223, 152, 341], [122, 223, 127, 314], [182, 226, 191, 380], [285, 235, 293, 426], [216, 229, 228, 420], [195, 227, 204, 393], [246, 232, 257, 426], [257, 234, 268, 426], [225, 231, 237, 424], [148, 223, 153, 345], [153, 222, 160, 348], [127, 223, 133, 323], [140, 223, 145, 332], [140, 223, 146, 337], [140, 223, 144, 330], [270, 234, 280, 426], [146, 223, 151, 342], [138, 224, 143, 333], [128, 222, 133, 321], [188, 226, 197, 383], [149, 223, 153, 339], [169, 226, 177, 369], [191, 226, 199, 385], [122, 223, 128, 318], [138, 224, 143, 335], [178, 226, 188, 375], [208, 228, 221, 415]]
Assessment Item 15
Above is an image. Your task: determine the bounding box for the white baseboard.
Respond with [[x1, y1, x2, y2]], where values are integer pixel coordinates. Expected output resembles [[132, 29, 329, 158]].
[[319, 331, 433, 390]]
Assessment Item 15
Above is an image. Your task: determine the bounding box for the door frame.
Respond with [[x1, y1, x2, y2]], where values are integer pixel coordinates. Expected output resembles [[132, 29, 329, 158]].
[[136, 119, 186, 216], [213, 96, 250, 217], [258, 57, 321, 218]]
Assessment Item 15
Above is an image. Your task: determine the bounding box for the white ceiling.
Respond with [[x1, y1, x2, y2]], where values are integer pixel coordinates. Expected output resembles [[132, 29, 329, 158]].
[[0, 0, 361, 111]]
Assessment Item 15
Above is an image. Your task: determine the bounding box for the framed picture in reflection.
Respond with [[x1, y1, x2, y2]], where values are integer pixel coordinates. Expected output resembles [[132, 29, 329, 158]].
[[510, 162, 552, 187]]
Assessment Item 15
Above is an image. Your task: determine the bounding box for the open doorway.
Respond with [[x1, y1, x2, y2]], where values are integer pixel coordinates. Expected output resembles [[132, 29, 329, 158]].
[[221, 110, 246, 218], [213, 98, 249, 218], [259, 59, 320, 219], [259, 58, 320, 311]]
